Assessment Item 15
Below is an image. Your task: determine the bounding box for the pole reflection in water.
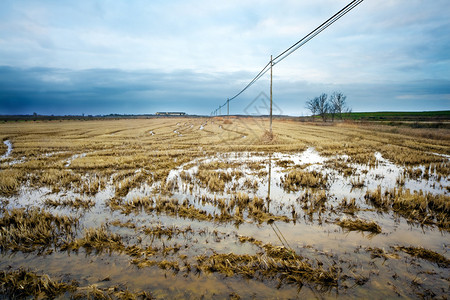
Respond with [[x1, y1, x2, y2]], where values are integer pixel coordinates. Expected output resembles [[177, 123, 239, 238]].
[[266, 153, 272, 213], [266, 152, 293, 251]]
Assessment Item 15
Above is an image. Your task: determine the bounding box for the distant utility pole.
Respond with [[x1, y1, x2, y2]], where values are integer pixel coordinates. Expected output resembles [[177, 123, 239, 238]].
[[227, 98, 229, 116], [270, 55, 273, 133]]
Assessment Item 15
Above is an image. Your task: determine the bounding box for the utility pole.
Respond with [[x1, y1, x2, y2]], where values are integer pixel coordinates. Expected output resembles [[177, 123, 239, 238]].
[[227, 99, 229, 116], [270, 55, 273, 133]]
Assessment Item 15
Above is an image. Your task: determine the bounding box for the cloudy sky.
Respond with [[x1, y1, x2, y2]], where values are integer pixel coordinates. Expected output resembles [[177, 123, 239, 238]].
[[0, 0, 449, 116]]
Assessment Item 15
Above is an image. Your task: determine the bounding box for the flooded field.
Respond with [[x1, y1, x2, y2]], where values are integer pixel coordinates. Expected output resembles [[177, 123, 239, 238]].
[[0, 117, 449, 299]]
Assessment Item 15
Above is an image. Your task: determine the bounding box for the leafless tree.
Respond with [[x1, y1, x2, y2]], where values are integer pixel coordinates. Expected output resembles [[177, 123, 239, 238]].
[[305, 97, 319, 120], [330, 92, 348, 120], [316, 93, 329, 122], [306, 94, 329, 122]]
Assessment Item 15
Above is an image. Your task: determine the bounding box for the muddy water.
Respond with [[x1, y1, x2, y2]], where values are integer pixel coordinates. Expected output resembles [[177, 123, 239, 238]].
[[1, 148, 449, 298]]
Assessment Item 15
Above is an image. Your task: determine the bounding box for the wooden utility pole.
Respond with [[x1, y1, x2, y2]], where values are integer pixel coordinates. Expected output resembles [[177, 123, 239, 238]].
[[270, 55, 273, 133], [227, 99, 229, 116]]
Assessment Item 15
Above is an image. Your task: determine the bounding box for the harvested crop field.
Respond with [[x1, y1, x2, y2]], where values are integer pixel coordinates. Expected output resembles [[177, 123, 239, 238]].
[[0, 117, 449, 299]]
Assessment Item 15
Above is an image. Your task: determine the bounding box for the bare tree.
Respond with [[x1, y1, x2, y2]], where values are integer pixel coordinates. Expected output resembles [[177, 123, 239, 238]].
[[316, 93, 329, 122], [305, 97, 319, 120], [330, 92, 348, 120]]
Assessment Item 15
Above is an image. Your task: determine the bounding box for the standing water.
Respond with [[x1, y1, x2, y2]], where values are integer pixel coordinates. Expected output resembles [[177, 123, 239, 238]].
[[0, 140, 12, 160]]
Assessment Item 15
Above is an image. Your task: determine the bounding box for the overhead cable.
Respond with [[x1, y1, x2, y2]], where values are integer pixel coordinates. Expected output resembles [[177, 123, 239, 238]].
[[212, 0, 364, 115]]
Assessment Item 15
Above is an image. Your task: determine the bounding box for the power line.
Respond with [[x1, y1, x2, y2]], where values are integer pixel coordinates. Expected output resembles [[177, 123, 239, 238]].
[[273, 0, 363, 64], [212, 0, 364, 115], [228, 61, 271, 102]]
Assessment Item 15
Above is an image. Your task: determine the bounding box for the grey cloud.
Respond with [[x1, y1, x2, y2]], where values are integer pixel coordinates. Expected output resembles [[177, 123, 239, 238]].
[[0, 66, 448, 116]]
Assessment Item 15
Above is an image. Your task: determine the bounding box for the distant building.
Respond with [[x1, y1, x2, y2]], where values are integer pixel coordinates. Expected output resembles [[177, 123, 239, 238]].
[[156, 112, 186, 116]]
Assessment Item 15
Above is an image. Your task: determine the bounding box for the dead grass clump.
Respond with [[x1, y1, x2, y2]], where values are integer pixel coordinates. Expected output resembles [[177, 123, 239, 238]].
[[324, 160, 355, 177], [120, 196, 154, 214], [249, 196, 265, 212], [349, 152, 376, 166], [125, 245, 159, 259], [364, 186, 390, 211], [276, 159, 294, 168], [142, 224, 192, 240], [281, 170, 327, 191], [206, 172, 225, 192], [0, 207, 78, 253], [0, 169, 24, 196], [179, 170, 191, 182], [338, 198, 359, 215], [232, 192, 250, 209], [66, 226, 124, 254], [350, 176, 365, 188], [237, 236, 264, 247], [120, 195, 213, 222], [110, 220, 136, 229], [406, 167, 423, 180], [431, 162, 449, 180], [393, 246, 450, 268], [37, 169, 82, 193], [77, 174, 107, 196], [247, 197, 290, 224], [243, 178, 259, 191], [131, 258, 181, 274], [158, 260, 181, 272], [199, 161, 234, 170], [380, 144, 445, 166], [336, 218, 382, 234], [115, 171, 149, 198], [365, 247, 399, 260], [44, 197, 95, 210], [246, 161, 264, 171], [260, 130, 277, 144], [365, 187, 450, 230], [131, 258, 159, 269], [297, 190, 328, 217], [223, 119, 233, 125], [155, 198, 213, 221], [106, 197, 124, 212], [227, 195, 288, 224], [197, 170, 225, 192], [195, 245, 340, 287], [0, 268, 76, 299], [73, 284, 153, 299]]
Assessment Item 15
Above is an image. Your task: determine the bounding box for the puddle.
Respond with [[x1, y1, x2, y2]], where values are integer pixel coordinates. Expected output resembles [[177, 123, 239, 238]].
[[8, 157, 26, 166], [65, 153, 87, 167], [430, 152, 450, 160], [0, 140, 12, 160]]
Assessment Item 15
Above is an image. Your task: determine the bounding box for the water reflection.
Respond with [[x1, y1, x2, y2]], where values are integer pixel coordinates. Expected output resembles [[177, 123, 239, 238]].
[[266, 153, 272, 213], [266, 153, 294, 255]]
